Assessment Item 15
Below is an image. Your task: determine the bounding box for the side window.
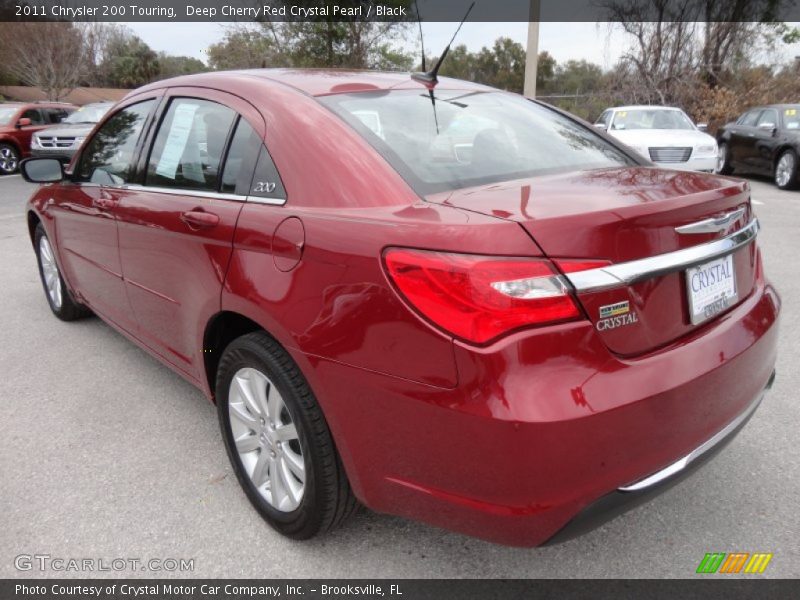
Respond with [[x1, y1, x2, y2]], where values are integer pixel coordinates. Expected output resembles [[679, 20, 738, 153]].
[[21, 108, 44, 125], [77, 100, 155, 185], [220, 118, 259, 194], [596, 110, 611, 127], [740, 110, 761, 127], [756, 109, 778, 127], [146, 98, 236, 191], [47, 109, 69, 124]]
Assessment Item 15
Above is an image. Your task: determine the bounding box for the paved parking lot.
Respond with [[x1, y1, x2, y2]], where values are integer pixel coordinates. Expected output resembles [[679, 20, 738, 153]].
[[0, 173, 798, 579]]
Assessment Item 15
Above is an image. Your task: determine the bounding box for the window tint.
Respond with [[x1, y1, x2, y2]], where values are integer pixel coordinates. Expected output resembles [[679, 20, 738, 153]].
[[321, 90, 633, 195], [147, 98, 235, 191], [756, 109, 778, 127], [77, 100, 155, 185], [611, 109, 694, 131], [220, 118, 259, 194], [21, 109, 44, 125], [46, 109, 69, 124], [740, 110, 761, 126]]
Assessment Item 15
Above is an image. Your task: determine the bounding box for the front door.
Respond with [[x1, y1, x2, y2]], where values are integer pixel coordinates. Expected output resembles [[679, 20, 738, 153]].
[[50, 98, 158, 330]]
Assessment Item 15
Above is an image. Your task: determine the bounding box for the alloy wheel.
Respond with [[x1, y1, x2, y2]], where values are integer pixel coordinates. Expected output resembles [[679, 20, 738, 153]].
[[228, 367, 305, 512], [38, 236, 63, 309], [775, 152, 795, 188], [0, 146, 18, 174]]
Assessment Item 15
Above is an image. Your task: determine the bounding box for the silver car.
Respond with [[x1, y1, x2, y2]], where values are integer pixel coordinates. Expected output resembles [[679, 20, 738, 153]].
[[31, 102, 113, 162]]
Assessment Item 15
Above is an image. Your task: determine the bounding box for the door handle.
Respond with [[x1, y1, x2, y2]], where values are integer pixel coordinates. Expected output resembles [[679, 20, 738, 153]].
[[93, 196, 118, 210], [181, 210, 219, 229]]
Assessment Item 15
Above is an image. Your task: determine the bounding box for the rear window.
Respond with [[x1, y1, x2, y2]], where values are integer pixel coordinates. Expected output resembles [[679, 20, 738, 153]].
[[320, 90, 634, 195]]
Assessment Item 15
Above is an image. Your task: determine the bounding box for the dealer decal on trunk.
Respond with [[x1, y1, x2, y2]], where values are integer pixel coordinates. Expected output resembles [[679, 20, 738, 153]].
[[596, 300, 639, 331]]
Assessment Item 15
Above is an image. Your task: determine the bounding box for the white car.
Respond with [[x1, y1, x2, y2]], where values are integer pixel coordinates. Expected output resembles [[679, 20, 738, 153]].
[[595, 106, 718, 172]]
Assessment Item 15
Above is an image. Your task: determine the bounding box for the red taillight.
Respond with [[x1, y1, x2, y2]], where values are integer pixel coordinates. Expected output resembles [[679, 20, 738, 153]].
[[383, 249, 605, 344]]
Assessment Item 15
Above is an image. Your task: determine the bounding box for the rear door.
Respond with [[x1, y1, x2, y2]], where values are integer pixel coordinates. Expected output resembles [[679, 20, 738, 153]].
[[730, 109, 762, 167], [113, 89, 263, 378], [17, 108, 48, 155], [752, 108, 780, 174]]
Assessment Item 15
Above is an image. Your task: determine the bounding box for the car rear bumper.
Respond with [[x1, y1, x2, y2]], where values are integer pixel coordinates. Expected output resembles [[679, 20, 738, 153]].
[[543, 369, 774, 545], [301, 274, 780, 546]]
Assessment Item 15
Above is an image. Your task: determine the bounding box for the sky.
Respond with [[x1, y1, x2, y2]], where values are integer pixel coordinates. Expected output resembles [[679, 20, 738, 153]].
[[127, 21, 800, 70]]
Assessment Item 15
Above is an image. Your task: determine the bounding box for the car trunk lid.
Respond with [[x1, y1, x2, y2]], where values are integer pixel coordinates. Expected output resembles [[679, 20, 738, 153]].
[[425, 167, 757, 356]]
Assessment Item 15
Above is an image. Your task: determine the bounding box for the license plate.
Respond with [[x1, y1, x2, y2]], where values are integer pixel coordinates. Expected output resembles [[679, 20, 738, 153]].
[[686, 254, 738, 325]]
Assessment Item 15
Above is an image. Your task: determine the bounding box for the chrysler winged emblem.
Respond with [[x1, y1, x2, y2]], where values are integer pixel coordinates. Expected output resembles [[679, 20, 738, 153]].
[[675, 207, 746, 235]]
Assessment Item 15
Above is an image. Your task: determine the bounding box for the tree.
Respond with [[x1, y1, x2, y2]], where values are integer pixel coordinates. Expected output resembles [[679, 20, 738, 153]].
[[100, 29, 161, 88], [536, 51, 557, 90], [0, 22, 86, 100], [207, 28, 286, 70], [207, 22, 413, 71], [157, 54, 207, 79]]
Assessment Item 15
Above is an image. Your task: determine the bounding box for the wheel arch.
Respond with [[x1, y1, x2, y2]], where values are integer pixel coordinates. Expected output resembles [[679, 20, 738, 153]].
[[0, 136, 21, 154], [773, 145, 798, 168], [202, 309, 366, 499], [27, 210, 41, 246], [202, 310, 264, 399]]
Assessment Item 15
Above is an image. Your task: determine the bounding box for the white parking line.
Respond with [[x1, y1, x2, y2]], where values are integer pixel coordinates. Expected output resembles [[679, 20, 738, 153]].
[[753, 200, 765, 205], [1, 174, 22, 179]]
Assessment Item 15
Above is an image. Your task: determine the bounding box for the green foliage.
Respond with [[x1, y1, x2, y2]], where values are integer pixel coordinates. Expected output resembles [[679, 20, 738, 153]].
[[101, 31, 160, 88], [207, 22, 413, 71], [436, 38, 529, 93], [157, 54, 207, 79]]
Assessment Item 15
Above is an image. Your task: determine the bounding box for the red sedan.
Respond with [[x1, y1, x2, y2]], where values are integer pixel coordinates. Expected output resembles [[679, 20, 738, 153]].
[[21, 70, 779, 546]]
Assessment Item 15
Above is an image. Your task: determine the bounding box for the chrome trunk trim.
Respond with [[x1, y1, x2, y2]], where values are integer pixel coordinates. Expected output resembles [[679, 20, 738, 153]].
[[565, 218, 759, 293]]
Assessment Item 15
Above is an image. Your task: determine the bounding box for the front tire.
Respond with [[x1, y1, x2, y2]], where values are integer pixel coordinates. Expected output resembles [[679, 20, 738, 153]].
[[216, 331, 357, 539], [0, 143, 19, 175], [715, 142, 733, 175], [774, 149, 798, 190], [34, 224, 92, 321]]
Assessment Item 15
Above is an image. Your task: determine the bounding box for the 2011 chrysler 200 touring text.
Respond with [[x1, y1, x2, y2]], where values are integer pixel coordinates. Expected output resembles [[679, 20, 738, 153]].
[[21, 70, 780, 546]]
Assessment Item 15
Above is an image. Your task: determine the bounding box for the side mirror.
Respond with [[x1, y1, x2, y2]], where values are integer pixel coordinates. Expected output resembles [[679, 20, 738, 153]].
[[20, 158, 65, 183], [758, 122, 777, 133], [594, 123, 607, 130], [697, 123, 708, 132], [16, 117, 32, 129]]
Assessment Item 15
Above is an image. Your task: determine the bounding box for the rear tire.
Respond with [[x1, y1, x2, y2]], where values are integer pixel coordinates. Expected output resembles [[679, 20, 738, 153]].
[[34, 224, 92, 321], [774, 149, 798, 190], [0, 143, 19, 175], [715, 142, 733, 175], [216, 331, 358, 539]]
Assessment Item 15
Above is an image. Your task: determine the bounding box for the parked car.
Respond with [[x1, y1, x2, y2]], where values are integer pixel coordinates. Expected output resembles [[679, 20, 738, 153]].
[[716, 104, 800, 190], [0, 102, 76, 174], [31, 102, 113, 162], [21, 70, 779, 546], [595, 106, 718, 172]]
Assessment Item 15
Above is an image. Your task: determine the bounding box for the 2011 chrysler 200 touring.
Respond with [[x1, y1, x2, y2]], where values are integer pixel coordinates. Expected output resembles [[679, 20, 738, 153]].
[[22, 70, 780, 546]]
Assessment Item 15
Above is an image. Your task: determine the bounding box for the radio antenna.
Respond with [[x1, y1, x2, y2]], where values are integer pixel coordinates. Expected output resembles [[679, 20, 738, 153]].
[[412, 1, 475, 85], [414, 0, 426, 72]]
